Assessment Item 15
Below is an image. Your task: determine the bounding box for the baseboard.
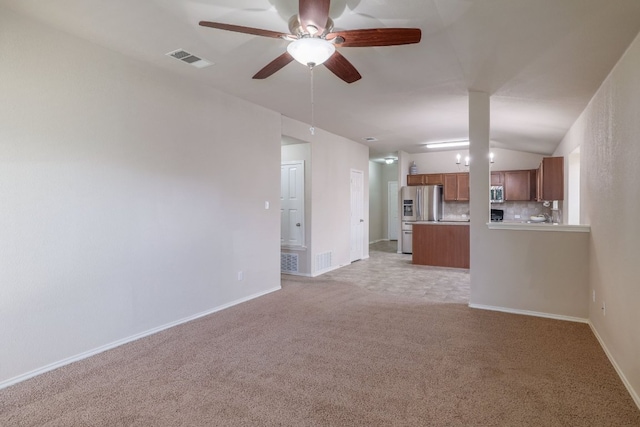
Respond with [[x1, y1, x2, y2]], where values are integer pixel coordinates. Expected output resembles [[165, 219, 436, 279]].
[[588, 321, 640, 410], [369, 239, 386, 244], [468, 303, 589, 324], [281, 271, 313, 277], [311, 264, 343, 277], [0, 286, 281, 391]]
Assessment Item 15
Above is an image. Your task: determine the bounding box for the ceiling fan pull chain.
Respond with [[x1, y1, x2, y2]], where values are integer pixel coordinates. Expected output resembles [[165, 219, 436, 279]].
[[310, 65, 315, 135]]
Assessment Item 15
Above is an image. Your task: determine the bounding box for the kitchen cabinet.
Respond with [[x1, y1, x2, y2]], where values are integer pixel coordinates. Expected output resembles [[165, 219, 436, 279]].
[[491, 171, 504, 186], [407, 173, 443, 186], [504, 170, 532, 201], [412, 223, 469, 268], [536, 157, 564, 201], [443, 173, 469, 201]]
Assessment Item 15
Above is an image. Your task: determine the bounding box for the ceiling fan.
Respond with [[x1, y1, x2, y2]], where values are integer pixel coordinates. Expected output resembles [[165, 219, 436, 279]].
[[199, 0, 421, 83]]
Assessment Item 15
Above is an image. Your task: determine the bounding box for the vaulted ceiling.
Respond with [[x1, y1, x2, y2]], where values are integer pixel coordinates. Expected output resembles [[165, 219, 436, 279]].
[[4, 0, 640, 160]]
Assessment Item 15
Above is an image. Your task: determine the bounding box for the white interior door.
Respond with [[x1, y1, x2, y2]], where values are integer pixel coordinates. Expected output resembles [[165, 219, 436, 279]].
[[388, 181, 399, 240], [350, 169, 364, 262], [281, 161, 305, 247]]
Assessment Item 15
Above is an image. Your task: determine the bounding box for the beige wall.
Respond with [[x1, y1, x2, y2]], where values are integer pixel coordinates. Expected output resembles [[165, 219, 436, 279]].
[[406, 147, 543, 176], [381, 163, 399, 240], [369, 161, 384, 243], [468, 91, 591, 318], [369, 161, 399, 243], [0, 8, 281, 386], [554, 32, 640, 406]]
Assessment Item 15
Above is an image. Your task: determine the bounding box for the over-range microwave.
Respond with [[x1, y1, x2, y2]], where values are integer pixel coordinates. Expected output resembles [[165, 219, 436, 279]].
[[490, 185, 504, 203]]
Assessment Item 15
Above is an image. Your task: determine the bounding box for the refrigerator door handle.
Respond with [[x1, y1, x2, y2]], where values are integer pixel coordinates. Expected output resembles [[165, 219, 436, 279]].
[[416, 188, 421, 220]]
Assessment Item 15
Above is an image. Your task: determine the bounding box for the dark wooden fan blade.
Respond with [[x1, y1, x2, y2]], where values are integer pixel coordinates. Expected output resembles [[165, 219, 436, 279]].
[[299, 0, 331, 34], [323, 51, 361, 84], [253, 52, 295, 79], [199, 21, 288, 39], [327, 28, 421, 47]]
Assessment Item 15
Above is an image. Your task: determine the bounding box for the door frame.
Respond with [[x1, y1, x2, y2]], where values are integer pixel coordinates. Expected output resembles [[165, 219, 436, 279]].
[[350, 169, 365, 262]]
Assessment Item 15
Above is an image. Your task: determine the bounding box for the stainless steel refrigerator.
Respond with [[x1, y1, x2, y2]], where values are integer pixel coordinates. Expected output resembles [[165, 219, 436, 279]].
[[400, 185, 443, 253]]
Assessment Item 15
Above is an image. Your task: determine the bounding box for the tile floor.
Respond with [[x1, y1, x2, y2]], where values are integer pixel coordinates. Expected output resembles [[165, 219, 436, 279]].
[[302, 240, 470, 304]]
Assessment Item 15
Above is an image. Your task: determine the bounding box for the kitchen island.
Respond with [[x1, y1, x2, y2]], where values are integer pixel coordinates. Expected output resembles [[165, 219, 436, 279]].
[[412, 221, 470, 269]]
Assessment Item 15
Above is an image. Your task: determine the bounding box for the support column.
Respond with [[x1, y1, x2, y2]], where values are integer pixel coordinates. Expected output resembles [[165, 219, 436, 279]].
[[468, 91, 490, 296]]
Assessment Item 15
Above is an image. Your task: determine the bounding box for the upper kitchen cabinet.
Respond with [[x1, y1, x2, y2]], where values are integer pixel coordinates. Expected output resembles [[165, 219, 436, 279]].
[[536, 157, 564, 201], [407, 173, 444, 186], [491, 171, 504, 186], [504, 170, 533, 201], [444, 173, 469, 201]]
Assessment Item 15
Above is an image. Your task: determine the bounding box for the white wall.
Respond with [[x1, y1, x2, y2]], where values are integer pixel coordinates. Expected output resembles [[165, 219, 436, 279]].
[[0, 8, 281, 386], [554, 32, 640, 406], [282, 117, 370, 274]]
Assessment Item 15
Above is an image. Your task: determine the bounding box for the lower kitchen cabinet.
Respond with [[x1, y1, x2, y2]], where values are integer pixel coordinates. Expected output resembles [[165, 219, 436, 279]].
[[412, 224, 469, 268]]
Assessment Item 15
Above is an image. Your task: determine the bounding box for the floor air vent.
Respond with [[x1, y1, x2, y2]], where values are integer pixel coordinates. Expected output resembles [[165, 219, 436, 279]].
[[166, 49, 213, 69], [316, 251, 332, 271], [281, 253, 299, 273]]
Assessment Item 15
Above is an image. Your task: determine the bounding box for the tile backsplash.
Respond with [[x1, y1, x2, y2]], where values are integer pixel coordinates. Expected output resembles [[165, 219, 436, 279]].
[[443, 201, 470, 221], [494, 201, 550, 221], [443, 201, 554, 221]]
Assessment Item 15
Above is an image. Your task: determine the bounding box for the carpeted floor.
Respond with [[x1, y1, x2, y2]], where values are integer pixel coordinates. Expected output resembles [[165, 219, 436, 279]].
[[1, 243, 638, 426]]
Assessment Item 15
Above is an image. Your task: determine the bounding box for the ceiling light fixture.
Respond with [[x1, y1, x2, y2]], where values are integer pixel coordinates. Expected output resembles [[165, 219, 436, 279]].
[[455, 153, 470, 168], [425, 140, 469, 149], [287, 37, 335, 67], [385, 158, 396, 164], [287, 37, 337, 136]]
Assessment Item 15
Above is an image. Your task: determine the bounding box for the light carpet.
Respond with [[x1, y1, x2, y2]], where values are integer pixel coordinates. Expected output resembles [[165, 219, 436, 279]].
[[1, 246, 638, 426]]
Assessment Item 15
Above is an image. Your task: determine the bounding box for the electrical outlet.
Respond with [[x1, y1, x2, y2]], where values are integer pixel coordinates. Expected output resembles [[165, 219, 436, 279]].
[[264, 201, 270, 210], [602, 301, 606, 316], [237, 271, 243, 281], [515, 214, 521, 219], [593, 290, 596, 303]]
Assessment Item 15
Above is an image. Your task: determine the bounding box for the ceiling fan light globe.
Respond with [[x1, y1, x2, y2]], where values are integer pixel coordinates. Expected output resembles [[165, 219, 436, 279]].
[[287, 38, 335, 66]]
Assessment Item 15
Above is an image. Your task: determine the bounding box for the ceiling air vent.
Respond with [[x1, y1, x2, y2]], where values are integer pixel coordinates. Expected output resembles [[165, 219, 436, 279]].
[[166, 49, 213, 69], [363, 137, 378, 142]]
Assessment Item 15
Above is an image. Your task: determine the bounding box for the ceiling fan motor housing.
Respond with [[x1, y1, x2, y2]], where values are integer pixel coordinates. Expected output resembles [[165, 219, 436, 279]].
[[289, 15, 334, 38]]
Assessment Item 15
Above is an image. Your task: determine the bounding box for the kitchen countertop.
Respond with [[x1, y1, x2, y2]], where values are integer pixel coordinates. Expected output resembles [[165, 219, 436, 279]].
[[412, 220, 470, 226], [487, 221, 590, 232]]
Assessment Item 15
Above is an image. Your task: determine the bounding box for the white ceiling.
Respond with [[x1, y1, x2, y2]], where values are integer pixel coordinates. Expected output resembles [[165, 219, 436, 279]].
[[4, 0, 640, 160]]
